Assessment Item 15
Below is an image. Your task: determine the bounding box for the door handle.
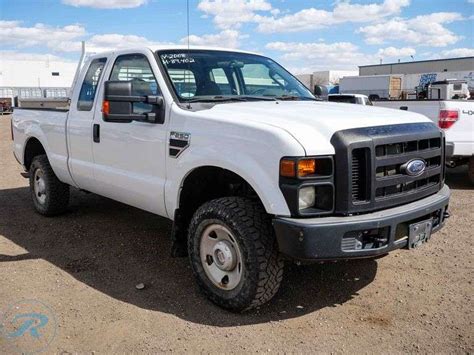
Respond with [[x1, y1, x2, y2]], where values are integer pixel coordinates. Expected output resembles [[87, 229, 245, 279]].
[[93, 124, 100, 143]]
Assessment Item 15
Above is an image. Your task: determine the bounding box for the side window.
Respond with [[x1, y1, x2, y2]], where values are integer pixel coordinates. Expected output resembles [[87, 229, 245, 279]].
[[77, 58, 106, 111], [109, 54, 159, 113]]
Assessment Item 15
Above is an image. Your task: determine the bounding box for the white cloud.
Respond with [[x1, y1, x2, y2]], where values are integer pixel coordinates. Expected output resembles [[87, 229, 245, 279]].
[[359, 12, 463, 47], [84, 33, 170, 53], [180, 30, 243, 48], [0, 50, 73, 62], [332, 0, 410, 22], [0, 20, 172, 54], [255, 0, 410, 33], [439, 48, 474, 57], [62, 0, 147, 9], [377, 46, 416, 58], [256, 8, 334, 33], [198, 0, 273, 29], [0, 20, 86, 52], [266, 41, 377, 71]]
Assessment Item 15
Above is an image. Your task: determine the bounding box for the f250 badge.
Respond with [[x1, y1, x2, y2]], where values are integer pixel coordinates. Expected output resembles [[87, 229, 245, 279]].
[[169, 131, 191, 158]]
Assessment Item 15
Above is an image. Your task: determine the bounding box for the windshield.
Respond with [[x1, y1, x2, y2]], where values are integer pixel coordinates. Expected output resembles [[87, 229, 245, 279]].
[[157, 50, 315, 102]]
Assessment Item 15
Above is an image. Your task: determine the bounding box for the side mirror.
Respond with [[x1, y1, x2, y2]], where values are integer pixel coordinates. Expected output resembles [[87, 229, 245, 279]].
[[103, 81, 164, 123], [313, 85, 327, 97]]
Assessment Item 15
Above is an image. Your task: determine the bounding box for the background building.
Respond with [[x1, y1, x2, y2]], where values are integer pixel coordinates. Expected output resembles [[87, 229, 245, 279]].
[[0, 56, 77, 103], [297, 70, 358, 92], [359, 57, 474, 91]]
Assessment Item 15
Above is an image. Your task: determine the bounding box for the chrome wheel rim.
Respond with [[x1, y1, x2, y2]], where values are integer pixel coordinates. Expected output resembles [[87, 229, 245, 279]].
[[33, 168, 46, 205], [200, 224, 243, 290]]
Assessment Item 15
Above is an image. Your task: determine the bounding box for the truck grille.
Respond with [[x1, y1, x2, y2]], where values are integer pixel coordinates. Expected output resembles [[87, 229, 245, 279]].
[[351, 148, 369, 202], [331, 123, 444, 215]]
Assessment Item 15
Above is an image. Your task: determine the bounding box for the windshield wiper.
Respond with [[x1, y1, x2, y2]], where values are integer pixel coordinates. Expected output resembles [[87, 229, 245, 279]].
[[273, 95, 317, 101], [186, 95, 276, 103]]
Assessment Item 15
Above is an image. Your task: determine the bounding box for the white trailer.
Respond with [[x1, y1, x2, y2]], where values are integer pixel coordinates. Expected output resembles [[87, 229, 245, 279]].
[[339, 75, 403, 100]]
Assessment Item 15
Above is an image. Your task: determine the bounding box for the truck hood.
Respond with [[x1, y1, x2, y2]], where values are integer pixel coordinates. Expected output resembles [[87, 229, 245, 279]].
[[201, 101, 432, 155]]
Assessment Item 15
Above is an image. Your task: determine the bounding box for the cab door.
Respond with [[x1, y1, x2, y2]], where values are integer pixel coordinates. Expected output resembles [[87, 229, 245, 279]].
[[90, 51, 168, 217], [67, 57, 107, 190]]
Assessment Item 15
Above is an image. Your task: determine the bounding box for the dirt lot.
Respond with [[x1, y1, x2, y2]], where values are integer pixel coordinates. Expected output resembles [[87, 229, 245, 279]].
[[0, 115, 472, 353]]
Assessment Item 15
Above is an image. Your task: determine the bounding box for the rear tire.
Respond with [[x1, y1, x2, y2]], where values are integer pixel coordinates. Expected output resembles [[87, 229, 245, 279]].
[[29, 155, 69, 216], [468, 156, 474, 185], [188, 197, 284, 312]]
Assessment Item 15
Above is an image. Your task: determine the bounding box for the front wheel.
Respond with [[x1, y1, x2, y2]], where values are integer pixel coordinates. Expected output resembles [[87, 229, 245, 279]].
[[188, 197, 284, 312], [468, 156, 474, 185]]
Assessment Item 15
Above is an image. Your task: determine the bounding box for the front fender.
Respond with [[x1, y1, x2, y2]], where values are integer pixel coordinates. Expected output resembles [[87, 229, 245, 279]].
[[166, 153, 290, 218], [164, 104, 307, 219]]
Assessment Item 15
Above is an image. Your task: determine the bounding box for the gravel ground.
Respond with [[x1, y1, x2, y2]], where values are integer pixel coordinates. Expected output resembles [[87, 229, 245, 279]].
[[0, 115, 472, 353]]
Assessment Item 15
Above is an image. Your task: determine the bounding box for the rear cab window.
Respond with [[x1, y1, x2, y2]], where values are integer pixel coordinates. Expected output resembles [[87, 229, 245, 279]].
[[77, 58, 107, 111]]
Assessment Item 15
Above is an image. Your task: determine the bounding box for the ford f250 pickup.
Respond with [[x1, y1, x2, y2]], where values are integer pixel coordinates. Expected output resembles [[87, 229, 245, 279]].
[[12, 46, 450, 312]]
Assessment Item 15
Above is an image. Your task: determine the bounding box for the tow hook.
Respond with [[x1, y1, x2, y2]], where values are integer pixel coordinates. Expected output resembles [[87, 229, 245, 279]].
[[443, 211, 451, 219], [446, 161, 456, 168]]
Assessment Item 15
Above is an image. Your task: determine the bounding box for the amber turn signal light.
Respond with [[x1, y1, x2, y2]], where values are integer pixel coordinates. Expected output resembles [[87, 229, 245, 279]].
[[280, 158, 317, 178], [280, 159, 296, 177], [298, 159, 316, 177], [102, 100, 110, 115]]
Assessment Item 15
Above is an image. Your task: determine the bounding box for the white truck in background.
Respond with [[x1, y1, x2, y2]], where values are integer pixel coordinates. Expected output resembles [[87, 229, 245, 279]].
[[339, 75, 403, 100], [327, 94, 372, 105], [373, 83, 474, 183], [11, 46, 451, 311]]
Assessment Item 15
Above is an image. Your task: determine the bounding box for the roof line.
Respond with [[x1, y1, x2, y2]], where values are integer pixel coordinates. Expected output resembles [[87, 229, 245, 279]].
[[359, 56, 474, 68]]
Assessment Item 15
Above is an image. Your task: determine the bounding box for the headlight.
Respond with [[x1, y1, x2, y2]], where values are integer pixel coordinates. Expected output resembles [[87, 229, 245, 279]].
[[279, 155, 335, 217], [299, 186, 316, 209]]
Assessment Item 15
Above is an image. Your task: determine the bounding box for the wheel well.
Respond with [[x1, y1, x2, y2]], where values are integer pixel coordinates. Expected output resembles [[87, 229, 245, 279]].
[[24, 138, 46, 170], [171, 166, 262, 257]]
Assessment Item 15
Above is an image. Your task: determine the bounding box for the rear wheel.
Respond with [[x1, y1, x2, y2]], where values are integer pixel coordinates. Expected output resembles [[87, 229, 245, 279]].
[[188, 197, 284, 312], [29, 155, 69, 216]]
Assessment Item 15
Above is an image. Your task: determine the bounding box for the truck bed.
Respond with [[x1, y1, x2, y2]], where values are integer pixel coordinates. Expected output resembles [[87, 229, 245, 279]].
[[12, 108, 72, 183], [373, 99, 474, 157]]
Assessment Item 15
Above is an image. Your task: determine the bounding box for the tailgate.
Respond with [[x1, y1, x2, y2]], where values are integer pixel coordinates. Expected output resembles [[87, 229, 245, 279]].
[[441, 101, 474, 156]]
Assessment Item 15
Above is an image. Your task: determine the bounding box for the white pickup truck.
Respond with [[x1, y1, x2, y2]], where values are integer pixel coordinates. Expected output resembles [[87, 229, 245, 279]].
[[12, 46, 450, 311], [373, 99, 474, 183], [327, 93, 372, 105]]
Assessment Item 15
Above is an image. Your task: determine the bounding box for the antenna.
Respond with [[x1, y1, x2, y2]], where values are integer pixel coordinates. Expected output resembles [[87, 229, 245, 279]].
[[186, 0, 191, 109], [186, 0, 190, 50]]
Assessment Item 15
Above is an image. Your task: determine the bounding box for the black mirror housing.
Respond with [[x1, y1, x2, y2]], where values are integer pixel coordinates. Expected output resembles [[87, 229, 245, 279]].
[[103, 80, 165, 124], [314, 85, 327, 97]]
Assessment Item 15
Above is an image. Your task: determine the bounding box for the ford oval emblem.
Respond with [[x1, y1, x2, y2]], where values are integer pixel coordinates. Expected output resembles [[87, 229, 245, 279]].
[[402, 159, 426, 176]]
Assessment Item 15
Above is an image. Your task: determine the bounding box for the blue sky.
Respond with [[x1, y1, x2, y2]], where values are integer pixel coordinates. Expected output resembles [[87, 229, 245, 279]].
[[0, 0, 472, 72]]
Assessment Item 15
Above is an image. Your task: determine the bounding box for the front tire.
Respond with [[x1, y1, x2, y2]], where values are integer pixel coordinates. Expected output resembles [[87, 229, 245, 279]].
[[188, 197, 284, 312], [468, 156, 474, 185], [29, 155, 70, 216]]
